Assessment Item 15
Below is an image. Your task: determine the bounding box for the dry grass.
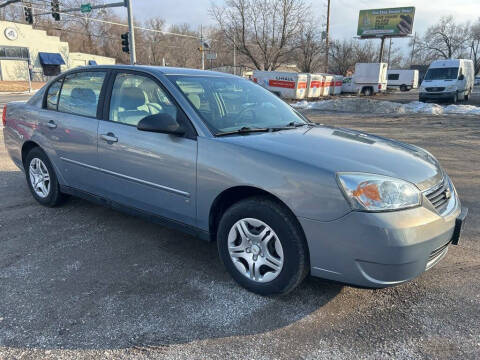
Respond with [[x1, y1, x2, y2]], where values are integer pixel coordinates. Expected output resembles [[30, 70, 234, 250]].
[[0, 81, 45, 93]]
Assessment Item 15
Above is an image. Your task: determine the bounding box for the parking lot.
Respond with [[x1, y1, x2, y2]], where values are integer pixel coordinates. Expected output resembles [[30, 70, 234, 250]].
[[375, 87, 480, 106], [0, 94, 479, 359]]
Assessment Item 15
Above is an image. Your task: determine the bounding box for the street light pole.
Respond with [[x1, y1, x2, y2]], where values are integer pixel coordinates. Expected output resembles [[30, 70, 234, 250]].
[[125, 0, 136, 65]]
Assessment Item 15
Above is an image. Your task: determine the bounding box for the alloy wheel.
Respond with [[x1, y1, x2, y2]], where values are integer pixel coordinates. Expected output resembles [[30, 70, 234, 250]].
[[29, 157, 50, 198]]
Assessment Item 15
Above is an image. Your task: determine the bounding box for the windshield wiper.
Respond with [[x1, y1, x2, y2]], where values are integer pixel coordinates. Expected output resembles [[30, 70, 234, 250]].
[[216, 126, 270, 137], [269, 122, 309, 131]]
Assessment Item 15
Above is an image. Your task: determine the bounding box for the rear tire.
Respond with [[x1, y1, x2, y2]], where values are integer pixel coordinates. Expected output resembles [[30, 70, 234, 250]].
[[362, 87, 373, 96], [217, 197, 309, 295], [400, 84, 407, 92], [25, 147, 65, 207]]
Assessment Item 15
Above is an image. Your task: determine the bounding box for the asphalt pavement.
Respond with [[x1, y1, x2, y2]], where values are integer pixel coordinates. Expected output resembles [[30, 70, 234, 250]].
[[0, 93, 479, 359]]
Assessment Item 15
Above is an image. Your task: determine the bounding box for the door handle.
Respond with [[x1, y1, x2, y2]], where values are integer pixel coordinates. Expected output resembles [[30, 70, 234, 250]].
[[47, 120, 57, 129], [101, 133, 118, 143]]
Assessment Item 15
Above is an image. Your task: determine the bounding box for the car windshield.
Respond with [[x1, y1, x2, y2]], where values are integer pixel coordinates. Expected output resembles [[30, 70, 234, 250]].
[[167, 75, 307, 135], [424, 67, 459, 80]]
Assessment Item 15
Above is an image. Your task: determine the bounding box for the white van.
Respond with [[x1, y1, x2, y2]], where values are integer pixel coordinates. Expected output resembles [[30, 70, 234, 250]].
[[419, 59, 474, 103], [387, 70, 419, 91]]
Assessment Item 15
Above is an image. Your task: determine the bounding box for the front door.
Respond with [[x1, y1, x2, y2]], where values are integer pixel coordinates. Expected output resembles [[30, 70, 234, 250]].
[[97, 71, 197, 226]]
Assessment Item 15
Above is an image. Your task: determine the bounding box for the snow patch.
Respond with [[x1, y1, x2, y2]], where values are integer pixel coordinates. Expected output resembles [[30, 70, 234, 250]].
[[292, 98, 480, 116]]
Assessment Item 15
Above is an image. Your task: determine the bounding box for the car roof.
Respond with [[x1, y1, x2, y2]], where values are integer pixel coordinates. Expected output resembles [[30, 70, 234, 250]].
[[66, 64, 238, 78]]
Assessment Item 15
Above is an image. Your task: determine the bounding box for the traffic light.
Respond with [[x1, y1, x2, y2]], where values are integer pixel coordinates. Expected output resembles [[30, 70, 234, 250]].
[[51, 0, 60, 21], [24, 6, 33, 25], [121, 32, 129, 53]]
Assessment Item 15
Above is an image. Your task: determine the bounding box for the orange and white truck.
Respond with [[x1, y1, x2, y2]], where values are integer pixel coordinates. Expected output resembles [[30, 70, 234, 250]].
[[252, 71, 308, 100]]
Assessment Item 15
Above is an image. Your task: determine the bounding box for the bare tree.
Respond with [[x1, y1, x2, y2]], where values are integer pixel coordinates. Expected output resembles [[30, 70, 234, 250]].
[[469, 19, 480, 75], [295, 17, 324, 73], [211, 0, 308, 70], [416, 16, 469, 60]]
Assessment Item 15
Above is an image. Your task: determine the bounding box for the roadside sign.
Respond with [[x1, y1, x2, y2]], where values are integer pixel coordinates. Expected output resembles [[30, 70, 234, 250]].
[[206, 52, 217, 60], [357, 7, 415, 38], [80, 3, 92, 13]]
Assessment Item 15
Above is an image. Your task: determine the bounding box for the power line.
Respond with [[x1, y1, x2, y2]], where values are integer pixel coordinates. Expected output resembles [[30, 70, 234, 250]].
[[11, 1, 202, 40]]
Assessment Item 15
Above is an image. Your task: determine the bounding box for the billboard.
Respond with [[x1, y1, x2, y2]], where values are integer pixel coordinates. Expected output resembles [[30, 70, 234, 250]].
[[357, 7, 415, 37]]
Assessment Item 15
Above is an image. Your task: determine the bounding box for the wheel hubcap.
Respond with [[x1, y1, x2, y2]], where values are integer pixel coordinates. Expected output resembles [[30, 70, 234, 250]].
[[29, 158, 50, 198], [227, 218, 284, 283]]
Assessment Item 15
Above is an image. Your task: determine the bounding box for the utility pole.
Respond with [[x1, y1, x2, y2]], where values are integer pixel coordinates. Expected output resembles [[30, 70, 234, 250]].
[[125, 0, 136, 65], [325, 0, 330, 73], [410, 32, 416, 65]]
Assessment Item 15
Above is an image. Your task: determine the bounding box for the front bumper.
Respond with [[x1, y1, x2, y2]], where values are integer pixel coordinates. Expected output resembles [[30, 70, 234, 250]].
[[419, 91, 455, 101], [300, 193, 466, 288]]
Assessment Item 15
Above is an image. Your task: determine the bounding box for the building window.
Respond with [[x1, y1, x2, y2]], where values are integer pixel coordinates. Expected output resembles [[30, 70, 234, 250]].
[[0, 46, 29, 60]]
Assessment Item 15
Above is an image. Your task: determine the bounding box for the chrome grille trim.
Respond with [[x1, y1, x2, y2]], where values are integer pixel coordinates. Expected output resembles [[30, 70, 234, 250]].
[[423, 177, 454, 215]]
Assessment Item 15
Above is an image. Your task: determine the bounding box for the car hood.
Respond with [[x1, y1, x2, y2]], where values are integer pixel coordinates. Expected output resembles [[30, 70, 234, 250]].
[[218, 125, 443, 191]]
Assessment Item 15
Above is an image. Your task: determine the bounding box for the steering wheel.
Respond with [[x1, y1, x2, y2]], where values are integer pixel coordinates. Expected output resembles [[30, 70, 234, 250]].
[[145, 102, 163, 114], [233, 103, 257, 123]]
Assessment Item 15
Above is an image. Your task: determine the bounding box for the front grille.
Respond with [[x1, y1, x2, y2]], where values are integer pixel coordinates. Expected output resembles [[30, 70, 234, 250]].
[[426, 87, 445, 92], [424, 179, 451, 213]]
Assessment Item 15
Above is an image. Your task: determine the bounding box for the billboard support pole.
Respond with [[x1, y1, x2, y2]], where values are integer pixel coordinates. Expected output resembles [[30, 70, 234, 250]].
[[378, 36, 385, 62]]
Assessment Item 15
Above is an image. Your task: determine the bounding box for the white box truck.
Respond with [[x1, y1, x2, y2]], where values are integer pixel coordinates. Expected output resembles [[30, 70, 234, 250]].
[[419, 59, 474, 103], [387, 69, 419, 91], [306, 73, 324, 99], [252, 71, 308, 100], [352, 63, 388, 96]]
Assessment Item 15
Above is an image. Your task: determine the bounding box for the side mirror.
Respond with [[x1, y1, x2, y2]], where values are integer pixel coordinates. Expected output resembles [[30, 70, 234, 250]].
[[458, 74, 465, 81], [137, 113, 186, 136]]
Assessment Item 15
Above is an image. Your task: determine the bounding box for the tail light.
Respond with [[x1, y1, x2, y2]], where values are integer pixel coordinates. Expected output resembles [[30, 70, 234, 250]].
[[378, 84, 382, 90], [2, 105, 6, 127]]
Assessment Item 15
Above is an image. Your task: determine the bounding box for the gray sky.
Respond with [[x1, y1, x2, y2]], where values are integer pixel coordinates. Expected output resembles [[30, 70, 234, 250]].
[[129, 0, 480, 54]]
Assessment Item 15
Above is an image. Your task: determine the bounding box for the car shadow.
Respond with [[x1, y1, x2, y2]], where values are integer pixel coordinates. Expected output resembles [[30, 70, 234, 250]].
[[0, 170, 342, 350]]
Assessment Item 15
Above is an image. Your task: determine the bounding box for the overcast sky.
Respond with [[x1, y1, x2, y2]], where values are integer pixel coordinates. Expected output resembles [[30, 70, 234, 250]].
[[128, 0, 480, 54]]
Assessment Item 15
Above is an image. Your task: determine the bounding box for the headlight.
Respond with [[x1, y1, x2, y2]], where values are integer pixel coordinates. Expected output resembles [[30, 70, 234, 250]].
[[337, 173, 421, 211], [445, 85, 457, 91]]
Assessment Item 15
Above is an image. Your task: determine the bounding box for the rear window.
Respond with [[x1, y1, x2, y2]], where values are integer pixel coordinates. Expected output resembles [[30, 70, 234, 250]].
[[57, 71, 106, 117]]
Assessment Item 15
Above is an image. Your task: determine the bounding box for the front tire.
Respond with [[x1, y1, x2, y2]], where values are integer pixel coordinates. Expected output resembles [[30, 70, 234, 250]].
[[217, 197, 309, 295], [25, 147, 64, 207], [452, 93, 458, 104]]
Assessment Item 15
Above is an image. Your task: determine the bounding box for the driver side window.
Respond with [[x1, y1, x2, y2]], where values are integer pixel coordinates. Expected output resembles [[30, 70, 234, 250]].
[[109, 73, 178, 126]]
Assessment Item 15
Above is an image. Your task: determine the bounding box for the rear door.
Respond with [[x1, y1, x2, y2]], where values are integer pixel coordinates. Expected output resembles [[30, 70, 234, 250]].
[[96, 71, 197, 226], [40, 70, 108, 193]]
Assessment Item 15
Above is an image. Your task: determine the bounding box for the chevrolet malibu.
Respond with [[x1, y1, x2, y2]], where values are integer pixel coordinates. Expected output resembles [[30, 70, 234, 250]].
[[2, 66, 467, 295]]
